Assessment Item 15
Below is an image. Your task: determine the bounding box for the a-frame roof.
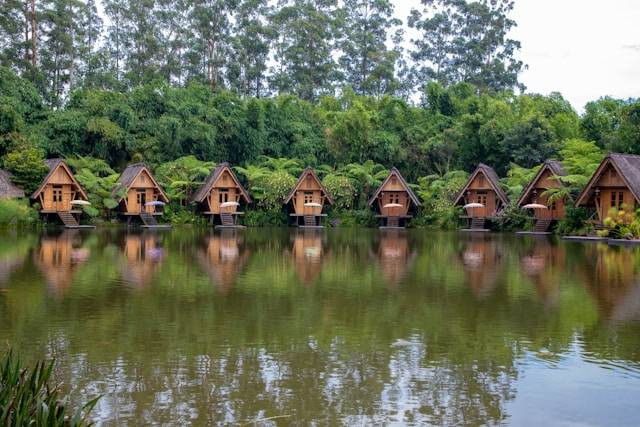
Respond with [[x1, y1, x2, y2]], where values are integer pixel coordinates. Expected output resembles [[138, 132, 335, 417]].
[[367, 167, 421, 207], [453, 163, 509, 206], [31, 158, 88, 200], [284, 167, 334, 205], [516, 160, 567, 207], [575, 153, 640, 207], [112, 163, 169, 203], [0, 169, 24, 198], [191, 162, 252, 204]]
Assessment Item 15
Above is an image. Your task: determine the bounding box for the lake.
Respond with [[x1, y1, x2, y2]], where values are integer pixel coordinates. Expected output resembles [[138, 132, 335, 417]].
[[0, 228, 639, 425]]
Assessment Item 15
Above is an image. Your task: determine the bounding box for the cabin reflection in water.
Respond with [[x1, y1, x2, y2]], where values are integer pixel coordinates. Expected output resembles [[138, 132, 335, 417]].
[[197, 231, 250, 293], [519, 239, 565, 307], [581, 246, 640, 322], [121, 232, 165, 288], [290, 230, 327, 285], [34, 230, 90, 297], [375, 230, 415, 286], [459, 235, 502, 298]]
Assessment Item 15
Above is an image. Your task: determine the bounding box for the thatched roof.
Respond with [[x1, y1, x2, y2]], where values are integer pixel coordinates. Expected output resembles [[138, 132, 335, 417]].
[[284, 167, 334, 205], [516, 160, 567, 207], [453, 163, 509, 205], [31, 158, 88, 200], [367, 167, 421, 207], [0, 170, 24, 198], [576, 153, 640, 207], [112, 163, 169, 202], [191, 163, 251, 204]]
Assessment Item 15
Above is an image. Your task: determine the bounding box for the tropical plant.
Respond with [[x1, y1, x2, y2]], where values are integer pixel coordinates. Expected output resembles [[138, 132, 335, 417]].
[[0, 350, 98, 426], [322, 174, 356, 210], [155, 156, 215, 205]]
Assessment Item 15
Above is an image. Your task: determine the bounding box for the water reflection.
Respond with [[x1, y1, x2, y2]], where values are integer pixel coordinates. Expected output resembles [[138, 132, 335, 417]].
[[374, 230, 415, 286], [0, 229, 637, 425], [34, 230, 90, 297], [459, 234, 503, 298], [197, 230, 249, 293], [120, 232, 165, 288]]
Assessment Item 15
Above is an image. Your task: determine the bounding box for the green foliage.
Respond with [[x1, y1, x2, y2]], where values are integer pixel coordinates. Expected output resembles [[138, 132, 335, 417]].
[[414, 170, 468, 229], [0, 199, 39, 228], [67, 156, 120, 219], [3, 145, 48, 194], [0, 350, 98, 426], [330, 209, 377, 227], [322, 174, 356, 210], [503, 163, 540, 199], [598, 205, 640, 239], [155, 156, 215, 205], [556, 205, 590, 235]]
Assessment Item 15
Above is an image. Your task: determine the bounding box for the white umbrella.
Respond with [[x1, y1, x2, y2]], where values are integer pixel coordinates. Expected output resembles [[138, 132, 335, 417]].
[[220, 201, 240, 208], [463, 202, 485, 209], [145, 200, 166, 206], [70, 200, 91, 206], [522, 203, 548, 210], [304, 202, 322, 207], [383, 203, 403, 208]]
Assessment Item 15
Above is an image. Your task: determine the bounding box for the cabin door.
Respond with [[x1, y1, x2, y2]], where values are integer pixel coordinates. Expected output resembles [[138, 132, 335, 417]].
[[137, 190, 146, 213], [52, 185, 64, 211]]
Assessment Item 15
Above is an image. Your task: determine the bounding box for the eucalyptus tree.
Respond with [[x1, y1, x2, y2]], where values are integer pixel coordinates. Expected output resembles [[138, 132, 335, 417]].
[[408, 0, 524, 92], [339, 0, 403, 97]]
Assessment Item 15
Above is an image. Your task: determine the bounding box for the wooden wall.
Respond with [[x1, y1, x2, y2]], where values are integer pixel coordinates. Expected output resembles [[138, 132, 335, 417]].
[[291, 174, 325, 216], [39, 165, 78, 212], [589, 164, 637, 220], [463, 172, 499, 218], [206, 169, 242, 214], [124, 170, 162, 214], [528, 169, 566, 220], [376, 174, 411, 217]]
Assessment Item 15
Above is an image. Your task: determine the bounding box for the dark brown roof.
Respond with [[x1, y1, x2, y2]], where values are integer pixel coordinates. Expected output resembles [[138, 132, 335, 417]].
[[31, 158, 88, 200], [112, 163, 169, 202], [453, 163, 509, 206], [367, 167, 421, 207], [576, 153, 640, 207], [191, 163, 251, 204], [516, 160, 567, 207], [0, 170, 24, 198], [284, 167, 334, 205]]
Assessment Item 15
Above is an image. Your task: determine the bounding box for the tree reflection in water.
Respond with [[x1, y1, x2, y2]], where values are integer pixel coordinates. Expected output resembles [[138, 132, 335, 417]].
[[0, 229, 637, 424]]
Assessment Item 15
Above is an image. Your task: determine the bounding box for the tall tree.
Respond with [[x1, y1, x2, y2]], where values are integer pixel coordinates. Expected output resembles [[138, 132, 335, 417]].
[[338, 0, 403, 97], [270, 0, 340, 100], [227, 0, 274, 97], [409, 0, 524, 92]]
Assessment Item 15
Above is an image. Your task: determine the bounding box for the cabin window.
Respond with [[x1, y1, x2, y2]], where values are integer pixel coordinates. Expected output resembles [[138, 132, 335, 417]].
[[477, 192, 487, 205], [52, 185, 63, 202], [219, 190, 229, 203], [304, 192, 314, 204], [551, 200, 557, 211], [137, 190, 146, 211], [611, 191, 624, 209]]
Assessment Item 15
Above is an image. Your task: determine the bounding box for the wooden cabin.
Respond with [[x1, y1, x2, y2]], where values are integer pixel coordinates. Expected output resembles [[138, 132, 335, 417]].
[[376, 230, 415, 287], [368, 168, 420, 228], [34, 230, 89, 297], [191, 163, 251, 228], [0, 169, 25, 199], [30, 159, 90, 227], [112, 163, 170, 227], [575, 154, 640, 224], [285, 167, 334, 227], [453, 163, 509, 230], [291, 230, 326, 286], [197, 232, 250, 293], [516, 160, 567, 232], [121, 233, 164, 288]]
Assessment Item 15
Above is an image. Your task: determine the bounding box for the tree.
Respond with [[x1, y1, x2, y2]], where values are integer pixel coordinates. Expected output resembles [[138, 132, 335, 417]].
[[409, 0, 524, 92], [579, 97, 626, 150], [3, 144, 49, 194], [338, 0, 403, 97], [270, 0, 340, 100]]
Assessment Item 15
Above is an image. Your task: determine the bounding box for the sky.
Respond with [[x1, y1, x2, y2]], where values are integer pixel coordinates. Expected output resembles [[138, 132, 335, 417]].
[[395, 0, 640, 112]]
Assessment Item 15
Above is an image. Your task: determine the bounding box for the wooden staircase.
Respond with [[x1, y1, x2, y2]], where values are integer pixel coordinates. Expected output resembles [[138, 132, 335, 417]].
[[386, 216, 400, 227], [534, 219, 552, 233], [470, 217, 486, 230], [220, 213, 235, 226], [303, 215, 317, 227], [57, 212, 79, 228], [140, 212, 158, 226]]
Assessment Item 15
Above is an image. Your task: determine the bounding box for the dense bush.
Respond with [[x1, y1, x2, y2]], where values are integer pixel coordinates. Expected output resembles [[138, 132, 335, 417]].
[[0, 199, 39, 228]]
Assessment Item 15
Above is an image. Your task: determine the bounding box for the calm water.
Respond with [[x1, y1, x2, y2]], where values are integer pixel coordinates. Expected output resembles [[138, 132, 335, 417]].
[[0, 228, 639, 425]]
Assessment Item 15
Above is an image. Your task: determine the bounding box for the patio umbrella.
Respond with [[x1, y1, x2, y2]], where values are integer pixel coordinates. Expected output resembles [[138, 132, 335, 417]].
[[383, 203, 403, 208], [220, 201, 240, 208], [70, 200, 91, 206], [522, 203, 548, 209], [145, 201, 166, 206], [304, 202, 322, 207], [463, 202, 485, 209]]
